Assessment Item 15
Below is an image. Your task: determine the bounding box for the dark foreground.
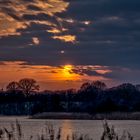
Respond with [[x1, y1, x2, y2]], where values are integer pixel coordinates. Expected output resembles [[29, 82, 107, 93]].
[[1, 82, 140, 115]]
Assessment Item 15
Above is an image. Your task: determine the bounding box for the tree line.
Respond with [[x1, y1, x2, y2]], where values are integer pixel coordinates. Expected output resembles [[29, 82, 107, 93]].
[[0, 78, 140, 115]]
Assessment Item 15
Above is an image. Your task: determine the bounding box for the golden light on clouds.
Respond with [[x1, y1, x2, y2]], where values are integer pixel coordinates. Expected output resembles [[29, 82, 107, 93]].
[[0, 61, 111, 90], [0, 13, 26, 36], [52, 35, 76, 43], [32, 0, 69, 16], [0, 0, 91, 44], [48, 28, 61, 34], [0, 0, 69, 39], [62, 65, 73, 79], [32, 37, 40, 45], [95, 69, 112, 75]]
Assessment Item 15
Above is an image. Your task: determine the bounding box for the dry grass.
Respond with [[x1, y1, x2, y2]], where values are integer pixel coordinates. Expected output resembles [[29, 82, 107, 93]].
[[0, 120, 133, 140], [101, 120, 133, 140]]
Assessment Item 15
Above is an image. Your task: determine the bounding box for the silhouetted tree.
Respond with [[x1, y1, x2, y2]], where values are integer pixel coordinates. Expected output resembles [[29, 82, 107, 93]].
[[80, 82, 92, 92], [97, 98, 118, 112], [79, 82, 98, 101], [1, 80, 140, 115], [18, 78, 39, 95], [136, 84, 140, 91], [91, 81, 107, 90], [6, 81, 19, 92], [117, 83, 136, 91], [51, 94, 62, 111]]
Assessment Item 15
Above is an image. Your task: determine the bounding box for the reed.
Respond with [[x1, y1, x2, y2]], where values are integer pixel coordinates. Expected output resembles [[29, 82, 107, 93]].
[[0, 120, 133, 140], [101, 120, 133, 140]]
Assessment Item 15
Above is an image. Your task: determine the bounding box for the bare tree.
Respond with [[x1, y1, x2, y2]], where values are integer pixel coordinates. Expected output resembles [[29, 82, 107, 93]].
[[91, 81, 107, 90], [6, 81, 19, 92], [80, 82, 91, 91], [18, 78, 40, 95]]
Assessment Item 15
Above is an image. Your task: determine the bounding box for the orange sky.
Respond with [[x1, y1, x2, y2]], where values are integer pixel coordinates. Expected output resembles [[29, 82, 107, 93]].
[[0, 61, 111, 91], [0, 0, 117, 91]]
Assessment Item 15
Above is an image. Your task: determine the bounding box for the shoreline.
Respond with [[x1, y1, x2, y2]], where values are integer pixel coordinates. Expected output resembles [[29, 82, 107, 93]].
[[30, 112, 140, 120]]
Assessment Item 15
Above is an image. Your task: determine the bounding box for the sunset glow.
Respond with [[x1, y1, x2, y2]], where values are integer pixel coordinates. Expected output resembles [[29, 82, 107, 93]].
[[0, 61, 112, 90], [62, 65, 76, 79], [0, 0, 139, 90]]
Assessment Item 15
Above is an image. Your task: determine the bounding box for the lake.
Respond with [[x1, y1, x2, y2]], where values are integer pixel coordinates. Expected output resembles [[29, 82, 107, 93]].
[[0, 117, 140, 140]]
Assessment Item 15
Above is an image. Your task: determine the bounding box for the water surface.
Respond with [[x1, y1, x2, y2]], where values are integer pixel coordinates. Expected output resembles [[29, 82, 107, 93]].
[[0, 117, 139, 140]]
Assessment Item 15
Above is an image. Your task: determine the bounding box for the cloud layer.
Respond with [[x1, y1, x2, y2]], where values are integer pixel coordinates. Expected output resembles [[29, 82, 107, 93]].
[[0, 0, 140, 88]]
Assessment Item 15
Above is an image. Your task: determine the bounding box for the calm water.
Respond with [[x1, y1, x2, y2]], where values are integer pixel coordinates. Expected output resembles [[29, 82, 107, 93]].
[[0, 117, 140, 140]]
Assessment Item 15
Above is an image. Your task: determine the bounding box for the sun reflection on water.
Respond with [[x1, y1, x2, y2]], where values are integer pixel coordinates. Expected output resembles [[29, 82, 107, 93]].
[[61, 120, 73, 140]]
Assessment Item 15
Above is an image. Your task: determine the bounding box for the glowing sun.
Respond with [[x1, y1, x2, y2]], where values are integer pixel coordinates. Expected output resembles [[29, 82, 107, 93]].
[[63, 65, 73, 78]]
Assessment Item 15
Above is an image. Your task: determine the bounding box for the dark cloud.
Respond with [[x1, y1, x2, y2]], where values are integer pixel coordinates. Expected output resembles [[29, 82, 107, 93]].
[[0, 0, 140, 84], [104, 67, 140, 84]]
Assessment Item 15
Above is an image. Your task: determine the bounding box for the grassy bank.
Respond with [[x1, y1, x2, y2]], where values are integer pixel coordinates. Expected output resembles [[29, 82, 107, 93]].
[[30, 112, 140, 120]]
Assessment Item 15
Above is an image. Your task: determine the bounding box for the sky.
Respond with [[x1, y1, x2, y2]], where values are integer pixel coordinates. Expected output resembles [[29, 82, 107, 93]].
[[0, 0, 140, 90]]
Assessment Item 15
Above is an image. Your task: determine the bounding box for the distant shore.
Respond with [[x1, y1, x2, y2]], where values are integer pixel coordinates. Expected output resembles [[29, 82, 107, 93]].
[[30, 112, 140, 120]]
